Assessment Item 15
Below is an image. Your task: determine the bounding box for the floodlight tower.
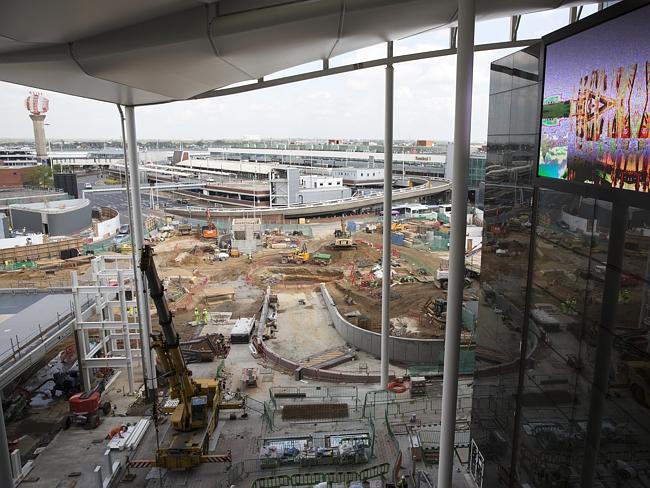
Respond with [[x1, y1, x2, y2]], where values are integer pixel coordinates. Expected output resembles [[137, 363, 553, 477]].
[[25, 91, 49, 162]]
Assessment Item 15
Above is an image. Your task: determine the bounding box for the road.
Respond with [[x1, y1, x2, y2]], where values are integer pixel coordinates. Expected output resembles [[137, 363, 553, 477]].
[[76, 175, 176, 225]]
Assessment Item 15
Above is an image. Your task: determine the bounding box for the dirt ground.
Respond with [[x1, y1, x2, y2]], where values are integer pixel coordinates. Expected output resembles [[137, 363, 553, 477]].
[[327, 281, 449, 338], [1, 223, 466, 462], [148, 226, 461, 345], [0, 261, 94, 288], [315, 231, 463, 339]]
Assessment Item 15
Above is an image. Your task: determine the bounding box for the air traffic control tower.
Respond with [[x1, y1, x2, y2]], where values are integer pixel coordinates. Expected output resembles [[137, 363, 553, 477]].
[[24, 91, 49, 162]]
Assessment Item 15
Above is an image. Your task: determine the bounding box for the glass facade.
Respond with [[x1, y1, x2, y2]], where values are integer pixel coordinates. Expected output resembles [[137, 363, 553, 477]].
[[472, 44, 650, 488], [470, 44, 540, 487], [468, 153, 486, 192]]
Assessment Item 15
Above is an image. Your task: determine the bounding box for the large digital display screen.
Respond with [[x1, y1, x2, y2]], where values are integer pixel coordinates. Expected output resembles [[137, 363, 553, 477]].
[[538, 5, 650, 192]]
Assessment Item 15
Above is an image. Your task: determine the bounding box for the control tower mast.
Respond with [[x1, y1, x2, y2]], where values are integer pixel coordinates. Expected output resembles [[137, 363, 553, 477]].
[[24, 91, 49, 162]]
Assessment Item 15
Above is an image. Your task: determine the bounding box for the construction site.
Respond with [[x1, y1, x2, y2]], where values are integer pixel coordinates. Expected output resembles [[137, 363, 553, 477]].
[[0, 208, 481, 488]]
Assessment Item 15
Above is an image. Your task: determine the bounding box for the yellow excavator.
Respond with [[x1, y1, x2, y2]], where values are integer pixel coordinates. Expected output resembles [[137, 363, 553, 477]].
[[140, 245, 240, 470], [331, 218, 357, 249]]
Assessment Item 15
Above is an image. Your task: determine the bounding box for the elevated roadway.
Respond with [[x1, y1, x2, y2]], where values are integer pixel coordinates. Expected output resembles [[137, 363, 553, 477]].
[[169, 177, 451, 219]]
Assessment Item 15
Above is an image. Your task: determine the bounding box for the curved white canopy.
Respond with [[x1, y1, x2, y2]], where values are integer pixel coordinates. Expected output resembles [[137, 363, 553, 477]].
[[0, 0, 588, 106]]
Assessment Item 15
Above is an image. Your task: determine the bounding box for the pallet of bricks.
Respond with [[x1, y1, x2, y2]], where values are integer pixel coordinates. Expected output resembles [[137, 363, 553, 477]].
[[281, 402, 348, 421]]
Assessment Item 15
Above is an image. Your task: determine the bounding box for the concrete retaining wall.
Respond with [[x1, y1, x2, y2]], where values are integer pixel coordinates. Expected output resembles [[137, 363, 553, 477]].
[[94, 208, 120, 239], [252, 336, 387, 384], [561, 207, 596, 234], [320, 284, 444, 364]]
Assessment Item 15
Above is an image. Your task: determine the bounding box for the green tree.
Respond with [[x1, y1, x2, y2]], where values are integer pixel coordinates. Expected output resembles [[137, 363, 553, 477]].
[[23, 165, 53, 188]]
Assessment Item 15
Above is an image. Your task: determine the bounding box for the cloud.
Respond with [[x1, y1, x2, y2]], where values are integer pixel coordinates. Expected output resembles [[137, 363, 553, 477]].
[[346, 78, 369, 91], [396, 86, 413, 100], [0, 8, 572, 142]]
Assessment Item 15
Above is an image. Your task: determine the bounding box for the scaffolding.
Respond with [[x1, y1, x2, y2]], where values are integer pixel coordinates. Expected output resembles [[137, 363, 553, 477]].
[[71, 255, 142, 393]]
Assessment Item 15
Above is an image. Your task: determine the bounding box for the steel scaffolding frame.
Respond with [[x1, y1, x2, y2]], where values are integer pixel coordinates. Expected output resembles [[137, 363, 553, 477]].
[[71, 255, 142, 394]]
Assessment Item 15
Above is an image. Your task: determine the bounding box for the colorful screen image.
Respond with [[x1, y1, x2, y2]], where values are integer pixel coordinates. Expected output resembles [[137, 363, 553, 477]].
[[538, 5, 650, 192]]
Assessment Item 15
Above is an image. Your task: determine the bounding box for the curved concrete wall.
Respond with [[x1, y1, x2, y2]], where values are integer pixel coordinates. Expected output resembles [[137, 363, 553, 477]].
[[94, 207, 120, 239], [561, 207, 596, 234], [320, 284, 444, 365]]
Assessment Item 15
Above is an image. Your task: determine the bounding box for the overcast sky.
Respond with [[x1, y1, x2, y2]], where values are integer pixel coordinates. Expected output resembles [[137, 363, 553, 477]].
[[0, 7, 594, 143]]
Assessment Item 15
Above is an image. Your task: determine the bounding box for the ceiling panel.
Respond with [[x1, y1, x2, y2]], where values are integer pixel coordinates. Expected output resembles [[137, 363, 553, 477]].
[[0, 0, 599, 105]]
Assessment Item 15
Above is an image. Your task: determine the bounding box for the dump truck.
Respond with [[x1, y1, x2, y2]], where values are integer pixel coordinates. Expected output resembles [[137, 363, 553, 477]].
[[177, 223, 193, 236], [281, 250, 310, 264], [281, 242, 310, 264], [312, 252, 332, 266]]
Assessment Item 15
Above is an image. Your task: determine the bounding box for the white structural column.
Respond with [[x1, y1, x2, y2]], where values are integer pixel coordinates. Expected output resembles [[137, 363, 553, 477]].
[[118, 271, 135, 393], [124, 106, 157, 395], [437, 1, 475, 486], [380, 41, 394, 389], [71, 271, 91, 392]]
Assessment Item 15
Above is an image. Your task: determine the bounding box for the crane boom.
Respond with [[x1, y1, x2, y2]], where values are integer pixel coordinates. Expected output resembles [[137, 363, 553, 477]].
[[132, 245, 238, 470], [139, 246, 222, 467], [141, 245, 177, 347]]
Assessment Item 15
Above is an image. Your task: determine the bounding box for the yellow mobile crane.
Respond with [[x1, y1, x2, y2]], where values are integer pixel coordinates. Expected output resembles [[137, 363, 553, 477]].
[[140, 245, 238, 470]]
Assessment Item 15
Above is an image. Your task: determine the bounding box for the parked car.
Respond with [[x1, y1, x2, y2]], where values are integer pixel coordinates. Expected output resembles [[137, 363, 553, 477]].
[[118, 224, 130, 236]]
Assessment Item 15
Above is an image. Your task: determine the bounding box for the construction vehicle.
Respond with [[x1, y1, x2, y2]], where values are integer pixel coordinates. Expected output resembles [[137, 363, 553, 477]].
[[118, 242, 133, 254], [614, 361, 650, 406], [140, 245, 239, 469], [64, 378, 112, 430], [331, 218, 357, 250], [281, 242, 310, 264], [177, 223, 193, 236], [312, 252, 332, 266], [180, 334, 230, 364], [242, 368, 258, 388], [391, 222, 408, 232], [423, 297, 447, 324], [201, 209, 218, 240], [435, 268, 472, 289], [364, 224, 377, 233], [434, 244, 482, 289]]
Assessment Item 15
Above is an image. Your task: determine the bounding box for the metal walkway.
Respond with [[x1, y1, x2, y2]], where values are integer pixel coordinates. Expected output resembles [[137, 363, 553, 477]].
[[0, 292, 95, 389]]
